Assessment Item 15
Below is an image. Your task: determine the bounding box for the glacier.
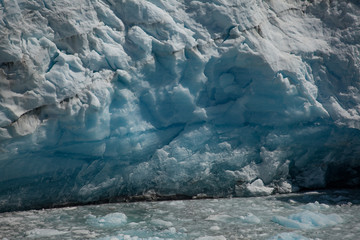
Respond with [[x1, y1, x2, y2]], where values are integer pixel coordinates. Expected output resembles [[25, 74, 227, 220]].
[[0, 0, 359, 211]]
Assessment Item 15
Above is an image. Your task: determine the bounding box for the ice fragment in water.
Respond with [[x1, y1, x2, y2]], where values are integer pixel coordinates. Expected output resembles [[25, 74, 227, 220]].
[[272, 210, 343, 229], [267, 232, 310, 240], [26, 228, 68, 237], [239, 213, 261, 224], [86, 212, 127, 227]]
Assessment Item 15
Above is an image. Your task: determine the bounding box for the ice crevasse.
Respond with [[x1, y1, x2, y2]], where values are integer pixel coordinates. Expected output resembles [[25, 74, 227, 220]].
[[0, 0, 360, 211]]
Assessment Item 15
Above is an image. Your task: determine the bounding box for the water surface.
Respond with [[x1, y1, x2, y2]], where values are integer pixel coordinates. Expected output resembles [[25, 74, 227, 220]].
[[1, 190, 359, 239]]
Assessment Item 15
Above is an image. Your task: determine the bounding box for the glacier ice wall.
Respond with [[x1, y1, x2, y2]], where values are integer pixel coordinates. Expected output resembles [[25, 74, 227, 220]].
[[0, 0, 360, 211]]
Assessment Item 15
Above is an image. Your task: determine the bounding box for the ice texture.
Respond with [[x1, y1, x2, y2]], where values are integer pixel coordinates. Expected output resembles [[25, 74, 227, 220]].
[[267, 232, 310, 240], [86, 212, 127, 228], [1, 190, 359, 240], [0, 0, 360, 211], [272, 210, 343, 229], [25, 228, 68, 238]]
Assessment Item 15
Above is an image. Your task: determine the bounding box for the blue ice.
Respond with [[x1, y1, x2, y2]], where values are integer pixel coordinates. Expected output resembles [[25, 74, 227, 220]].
[[0, 0, 360, 211], [272, 211, 343, 230]]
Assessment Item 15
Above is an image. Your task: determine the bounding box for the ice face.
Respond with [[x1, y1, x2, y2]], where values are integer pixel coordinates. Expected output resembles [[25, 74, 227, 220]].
[[0, 0, 360, 211]]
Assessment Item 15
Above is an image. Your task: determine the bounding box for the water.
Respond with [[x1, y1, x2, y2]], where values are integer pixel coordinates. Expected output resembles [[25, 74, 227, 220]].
[[1, 190, 360, 240]]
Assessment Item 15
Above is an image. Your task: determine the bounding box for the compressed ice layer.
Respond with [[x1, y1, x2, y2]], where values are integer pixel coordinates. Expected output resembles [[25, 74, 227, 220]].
[[1, 0, 360, 211]]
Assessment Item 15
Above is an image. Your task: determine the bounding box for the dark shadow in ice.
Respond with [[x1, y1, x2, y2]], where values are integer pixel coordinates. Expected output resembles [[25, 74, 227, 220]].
[[273, 189, 360, 206]]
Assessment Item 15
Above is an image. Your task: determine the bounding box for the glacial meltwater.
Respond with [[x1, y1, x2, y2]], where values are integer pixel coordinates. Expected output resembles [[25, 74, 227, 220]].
[[1, 190, 359, 240]]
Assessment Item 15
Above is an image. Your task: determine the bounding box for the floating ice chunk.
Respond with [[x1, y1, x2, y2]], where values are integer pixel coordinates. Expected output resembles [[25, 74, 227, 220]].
[[99, 235, 163, 240], [87, 212, 127, 227], [195, 236, 226, 240], [206, 212, 260, 224], [205, 214, 232, 222], [210, 225, 221, 231], [151, 219, 173, 227], [72, 229, 90, 235], [272, 210, 343, 229], [26, 228, 68, 237], [0, 217, 23, 224], [239, 213, 261, 224], [71, 229, 98, 238], [99, 226, 183, 240], [267, 232, 310, 240], [301, 201, 330, 211]]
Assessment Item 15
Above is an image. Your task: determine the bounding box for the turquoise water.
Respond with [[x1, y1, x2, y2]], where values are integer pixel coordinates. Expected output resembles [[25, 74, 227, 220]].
[[1, 190, 360, 240]]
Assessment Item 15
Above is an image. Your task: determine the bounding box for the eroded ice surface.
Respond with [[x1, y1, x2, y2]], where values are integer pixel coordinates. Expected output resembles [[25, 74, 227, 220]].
[[0, 0, 360, 211], [0, 190, 360, 240]]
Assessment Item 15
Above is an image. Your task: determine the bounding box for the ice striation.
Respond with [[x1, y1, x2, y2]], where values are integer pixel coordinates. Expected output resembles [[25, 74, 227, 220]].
[[0, 0, 360, 211]]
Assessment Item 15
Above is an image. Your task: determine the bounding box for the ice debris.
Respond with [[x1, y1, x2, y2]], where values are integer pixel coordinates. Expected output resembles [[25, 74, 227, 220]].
[[272, 210, 343, 230], [239, 213, 261, 224], [86, 212, 127, 228], [267, 232, 310, 240], [26, 228, 68, 238]]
